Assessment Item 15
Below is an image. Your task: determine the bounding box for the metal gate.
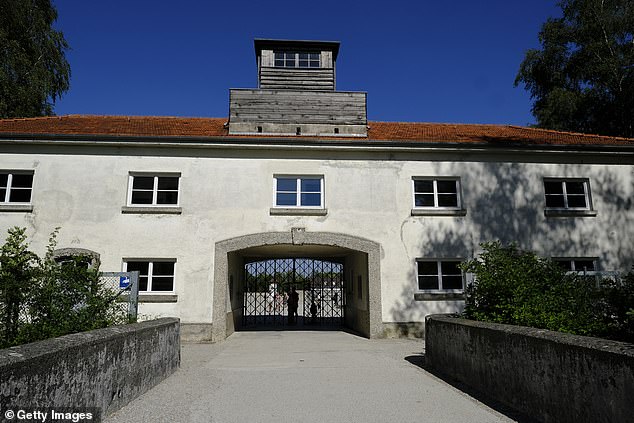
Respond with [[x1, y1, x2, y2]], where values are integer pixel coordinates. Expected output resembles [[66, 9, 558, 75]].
[[242, 258, 345, 328]]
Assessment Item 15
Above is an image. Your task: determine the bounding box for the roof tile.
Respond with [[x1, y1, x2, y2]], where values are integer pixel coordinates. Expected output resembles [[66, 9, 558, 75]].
[[0, 115, 632, 147]]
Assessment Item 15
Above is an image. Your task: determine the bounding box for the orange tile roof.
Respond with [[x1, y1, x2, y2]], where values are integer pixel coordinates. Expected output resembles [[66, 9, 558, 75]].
[[367, 121, 634, 146], [0, 115, 632, 147], [0, 115, 228, 137]]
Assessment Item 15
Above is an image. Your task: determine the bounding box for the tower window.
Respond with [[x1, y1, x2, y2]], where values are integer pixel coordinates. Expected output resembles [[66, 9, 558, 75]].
[[274, 51, 320, 68]]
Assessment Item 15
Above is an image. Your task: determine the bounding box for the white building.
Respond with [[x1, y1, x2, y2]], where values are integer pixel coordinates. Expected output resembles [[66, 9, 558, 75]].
[[1, 39, 633, 342]]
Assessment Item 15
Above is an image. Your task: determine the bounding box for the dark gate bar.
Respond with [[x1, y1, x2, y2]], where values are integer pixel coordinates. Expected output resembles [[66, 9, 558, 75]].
[[242, 258, 345, 328]]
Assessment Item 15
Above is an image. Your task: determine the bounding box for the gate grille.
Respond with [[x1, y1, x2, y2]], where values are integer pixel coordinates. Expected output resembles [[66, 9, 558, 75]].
[[243, 258, 344, 328]]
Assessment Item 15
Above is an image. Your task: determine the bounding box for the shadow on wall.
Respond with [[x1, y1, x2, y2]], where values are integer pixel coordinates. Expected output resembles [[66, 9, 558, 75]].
[[403, 353, 539, 423], [391, 226, 470, 329], [390, 160, 634, 324]]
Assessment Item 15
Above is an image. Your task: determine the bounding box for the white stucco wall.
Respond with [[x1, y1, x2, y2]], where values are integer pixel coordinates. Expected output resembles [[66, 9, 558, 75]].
[[1, 144, 632, 328]]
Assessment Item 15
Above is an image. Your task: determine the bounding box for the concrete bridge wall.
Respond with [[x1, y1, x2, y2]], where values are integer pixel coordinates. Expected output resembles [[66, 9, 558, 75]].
[[425, 314, 634, 423], [0, 318, 180, 419]]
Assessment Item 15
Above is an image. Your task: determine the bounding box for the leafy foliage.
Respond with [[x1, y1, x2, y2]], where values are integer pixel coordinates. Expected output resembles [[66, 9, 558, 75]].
[[0, 227, 38, 345], [598, 271, 634, 340], [0, 0, 70, 118], [462, 241, 634, 343], [0, 227, 128, 348], [515, 0, 634, 138]]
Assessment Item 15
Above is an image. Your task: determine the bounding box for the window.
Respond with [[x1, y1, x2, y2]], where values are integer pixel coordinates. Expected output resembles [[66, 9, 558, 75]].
[[124, 260, 175, 292], [274, 51, 295, 67], [274, 51, 320, 68], [274, 176, 323, 208], [413, 178, 461, 209], [417, 260, 464, 291], [1, 171, 33, 203], [544, 179, 591, 210], [53, 248, 100, 269], [554, 258, 596, 273], [128, 174, 180, 206]]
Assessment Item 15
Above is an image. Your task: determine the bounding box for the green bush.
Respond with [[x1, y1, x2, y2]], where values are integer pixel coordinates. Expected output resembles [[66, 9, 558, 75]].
[[0, 227, 128, 348], [0, 227, 39, 346], [598, 272, 634, 342], [461, 241, 634, 343]]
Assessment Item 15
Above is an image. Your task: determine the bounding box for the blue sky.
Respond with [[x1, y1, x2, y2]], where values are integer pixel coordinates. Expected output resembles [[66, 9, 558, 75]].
[[53, 1, 561, 126]]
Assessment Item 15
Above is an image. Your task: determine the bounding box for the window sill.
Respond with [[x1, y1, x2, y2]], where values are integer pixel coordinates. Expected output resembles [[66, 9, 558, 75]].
[[270, 208, 328, 216], [0, 204, 33, 212], [411, 208, 467, 217], [139, 294, 178, 303], [544, 209, 597, 218], [120, 294, 178, 303], [414, 292, 465, 301], [121, 206, 182, 215]]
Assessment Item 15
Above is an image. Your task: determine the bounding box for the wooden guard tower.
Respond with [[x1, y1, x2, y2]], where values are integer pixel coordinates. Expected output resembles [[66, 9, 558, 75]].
[[228, 39, 367, 137]]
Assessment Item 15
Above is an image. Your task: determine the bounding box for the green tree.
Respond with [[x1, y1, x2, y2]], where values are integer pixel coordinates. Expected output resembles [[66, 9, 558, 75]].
[[460, 241, 571, 328], [462, 241, 634, 342], [515, 0, 634, 138], [0, 227, 38, 346], [0, 0, 70, 118], [16, 229, 127, 344], [0, 227, 128, 348], [599, 270, 634, 340]]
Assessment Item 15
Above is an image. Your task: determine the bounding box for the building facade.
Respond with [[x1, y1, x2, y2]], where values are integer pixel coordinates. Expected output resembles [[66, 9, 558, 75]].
[[1, 40, 633, 341]]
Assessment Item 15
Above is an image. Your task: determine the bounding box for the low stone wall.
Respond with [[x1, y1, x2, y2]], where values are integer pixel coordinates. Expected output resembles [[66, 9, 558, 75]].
[[181, 322, 213, 343], [0, 318, 180, 420], [425, 314, 634, 423]]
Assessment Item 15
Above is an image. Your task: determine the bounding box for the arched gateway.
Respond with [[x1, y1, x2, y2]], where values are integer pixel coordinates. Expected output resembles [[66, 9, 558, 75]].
[[212, 229, 382, 342]]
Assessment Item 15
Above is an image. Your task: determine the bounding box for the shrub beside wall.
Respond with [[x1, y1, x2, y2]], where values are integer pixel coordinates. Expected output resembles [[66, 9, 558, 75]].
[[0, 318, 180, 419], [461, 241, 634, 343], [0, 227, 129, 348], [425, 314, 634, 423]]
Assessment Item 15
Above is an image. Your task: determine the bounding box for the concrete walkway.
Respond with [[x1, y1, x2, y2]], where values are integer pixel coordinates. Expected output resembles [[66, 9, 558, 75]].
[[106, 331, 516, 423]]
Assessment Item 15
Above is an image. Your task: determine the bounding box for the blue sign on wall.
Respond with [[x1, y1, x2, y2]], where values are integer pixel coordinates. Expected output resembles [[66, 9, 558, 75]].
[[119, 276, 130, 289]]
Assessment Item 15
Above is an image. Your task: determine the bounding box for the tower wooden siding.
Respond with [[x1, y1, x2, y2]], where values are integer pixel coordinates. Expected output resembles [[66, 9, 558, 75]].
[[258, 50, 335, 91], [228, 39, 367, 136], [230, 89, 365, 125]]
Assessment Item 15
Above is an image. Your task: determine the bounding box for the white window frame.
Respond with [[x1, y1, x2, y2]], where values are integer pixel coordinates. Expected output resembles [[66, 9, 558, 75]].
[[1, 170, 34, 204], [274, 51, 320, 68], [412, 177, 462, 210], [123, 259, 176, 294], [127, 173, 181, 207], [543, 178, 592, 211], [416, 259, 464, 293], [273, 175, 325, 209]]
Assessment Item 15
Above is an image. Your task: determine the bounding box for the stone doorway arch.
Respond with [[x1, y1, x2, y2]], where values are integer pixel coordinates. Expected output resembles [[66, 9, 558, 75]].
[[212, 229, 382, 342]]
